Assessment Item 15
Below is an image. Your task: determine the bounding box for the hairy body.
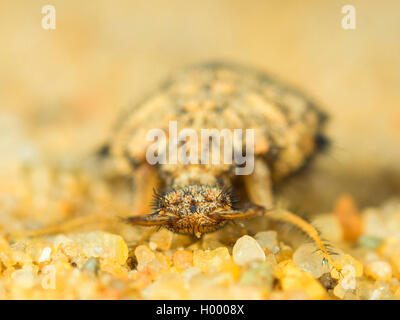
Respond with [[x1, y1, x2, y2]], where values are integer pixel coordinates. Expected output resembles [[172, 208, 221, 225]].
[[105, 62, 334, 267]]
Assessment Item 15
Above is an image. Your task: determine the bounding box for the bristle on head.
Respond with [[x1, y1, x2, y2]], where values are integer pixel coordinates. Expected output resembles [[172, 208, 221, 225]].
[[151, 184, 237, 216]]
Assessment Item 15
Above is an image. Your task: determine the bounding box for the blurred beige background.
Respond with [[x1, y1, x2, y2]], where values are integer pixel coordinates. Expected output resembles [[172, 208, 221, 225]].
[[1, 0, 400, 211]]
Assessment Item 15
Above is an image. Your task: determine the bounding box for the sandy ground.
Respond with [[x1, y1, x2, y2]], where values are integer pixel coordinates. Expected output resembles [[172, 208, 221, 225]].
[[1, 1, 400, 210]]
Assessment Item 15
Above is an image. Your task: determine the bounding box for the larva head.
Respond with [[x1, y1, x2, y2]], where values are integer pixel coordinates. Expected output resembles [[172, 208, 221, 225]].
[[124, 184, 261, 237], [153, 185, 236, 217]]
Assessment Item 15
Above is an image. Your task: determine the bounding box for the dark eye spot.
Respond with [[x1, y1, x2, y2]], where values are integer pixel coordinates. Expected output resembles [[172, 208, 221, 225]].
[[172, 200, 182, 206], [220, 195, 227, 204], [190, 200, 197, 213]]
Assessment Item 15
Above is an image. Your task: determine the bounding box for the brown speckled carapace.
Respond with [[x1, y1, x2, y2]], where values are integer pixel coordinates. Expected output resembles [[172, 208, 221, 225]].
[[103, 62, 332, 262]]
